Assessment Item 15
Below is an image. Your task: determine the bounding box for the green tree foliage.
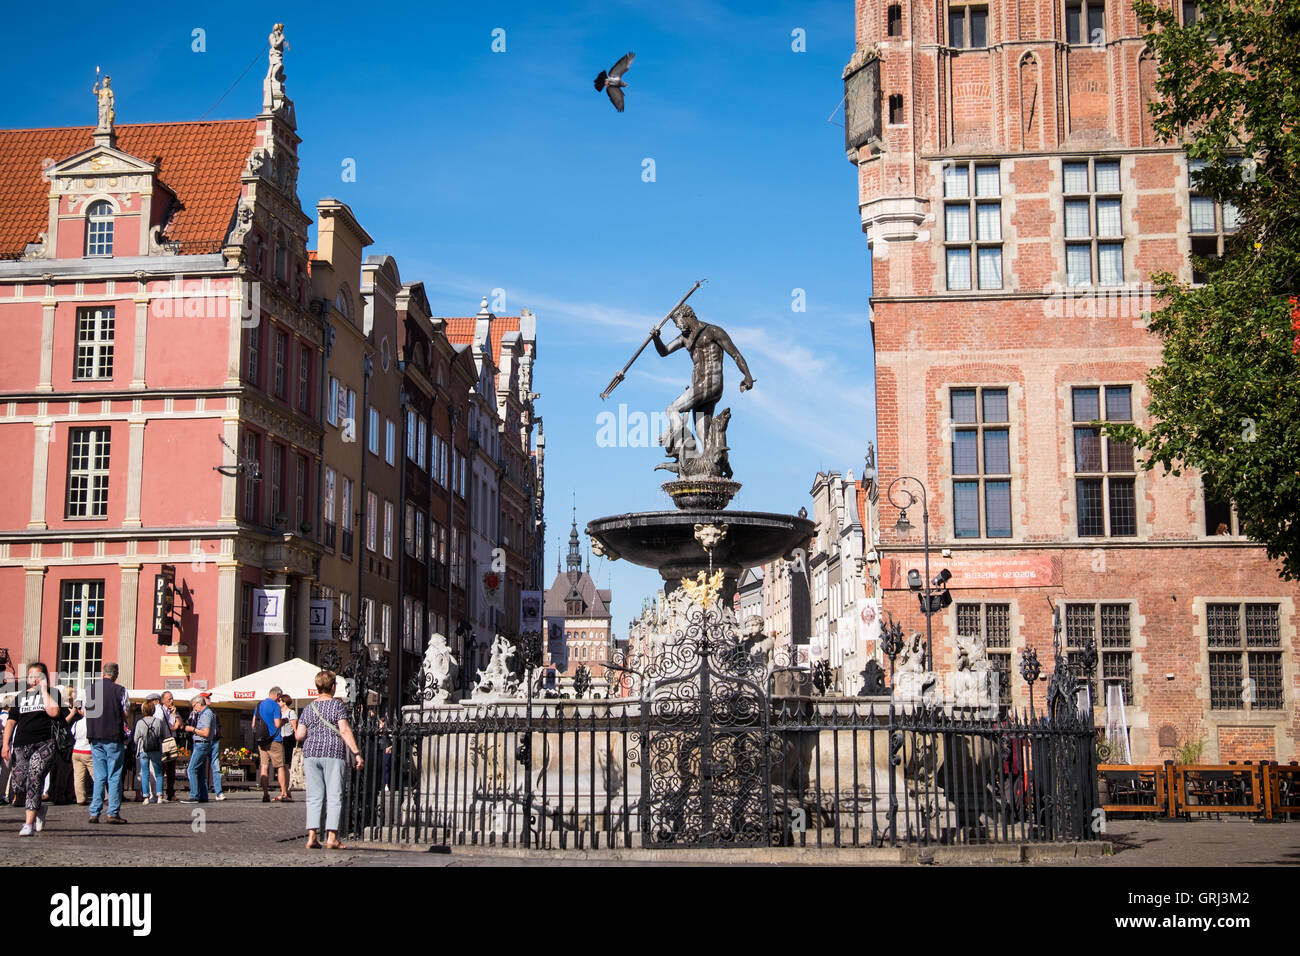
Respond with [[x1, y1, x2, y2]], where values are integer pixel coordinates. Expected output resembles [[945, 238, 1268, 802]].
[[1110, 0, 1300, 578]]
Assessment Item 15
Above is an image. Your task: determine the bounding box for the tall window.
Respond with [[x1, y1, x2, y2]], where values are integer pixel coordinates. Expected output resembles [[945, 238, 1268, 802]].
[[418, 418, 428, 469], [239, 583, 252, 677], [1064, 158, 1123, 286], [295, 454, 307, 529], [385, 418, 396, 466], [1072, 386, 1135, 536], [1204, 481, 1240, 537], [59, 581, 105, 689], [948, 3, 988, 47], [415, 510, 425, 561], [273, 330, 288, 399], [381, 603, 393, 651], [266, 443, 284, 522], [1180, 0, 1200, 23], [945, 163, 1002, 291], [242, 432, 261, 523], [368, 407, 380, 456], [887, 3, 903, 36], [383, 500, 395, 558], [74, 307, 115, 380], [245, 323, 261, 386], [362, 598, 375, 644], [342, 478, 354, 558], [405, 503, 416, 556], [274, 234, 287, 282], [366, 490, 378, 551], [1065, 0, 1105, 45], [411, 600, 424, 652], [323, 467, 337, 549], [888, 93, 904, 125], [327, 377, 340, 426], [951, 387, 1012, 537], [1066, 603, 1133, 704], [407, 410, 418, 461], [958, 603, 1012, 714], [1188, 157, 1242, 284], [298, 346, 312, 412], [1208, 603, 1283, 710], [67, 427, 111, 518], [403, 598, 413, 653], [85, 201, 114, 257]]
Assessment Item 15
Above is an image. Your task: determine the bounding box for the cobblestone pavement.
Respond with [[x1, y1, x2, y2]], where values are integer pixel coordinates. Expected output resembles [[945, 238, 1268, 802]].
[[3, 795, 1296, 866]]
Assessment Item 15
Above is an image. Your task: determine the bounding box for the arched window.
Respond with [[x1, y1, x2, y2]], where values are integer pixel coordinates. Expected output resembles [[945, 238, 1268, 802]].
[[85, 201, 114, 257]]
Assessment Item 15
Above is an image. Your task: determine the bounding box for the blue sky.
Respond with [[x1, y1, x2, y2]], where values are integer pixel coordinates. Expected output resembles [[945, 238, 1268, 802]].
[[0, 0, 876, 633]]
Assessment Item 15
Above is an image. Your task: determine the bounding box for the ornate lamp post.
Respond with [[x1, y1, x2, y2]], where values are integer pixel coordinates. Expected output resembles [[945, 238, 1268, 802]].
[[887, 476, 935, 671], [319, 607, 387, 720], [1020, 647, 1042, 719]]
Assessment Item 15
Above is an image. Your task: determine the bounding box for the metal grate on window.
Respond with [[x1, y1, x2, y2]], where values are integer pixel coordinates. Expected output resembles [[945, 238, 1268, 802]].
[[1206, 603, 1240, 648], [1065, 604, 1095, 646], [1209, 652, 1243, 709], [957, 604, 981, 637], [1108, 477, 1137, 536], [986, 604, 1011, 648], [1249, 653, 1284, 709], [1076, 478, 1104, 535], [1102, 652, 1133, 703], [1245, 604, 1280, 647], [1099, 604, 1130, 648]]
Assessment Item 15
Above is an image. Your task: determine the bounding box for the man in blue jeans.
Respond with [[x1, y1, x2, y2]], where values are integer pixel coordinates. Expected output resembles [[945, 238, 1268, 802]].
[[85, 662, 130, 824], [184, 696, 221, 802]]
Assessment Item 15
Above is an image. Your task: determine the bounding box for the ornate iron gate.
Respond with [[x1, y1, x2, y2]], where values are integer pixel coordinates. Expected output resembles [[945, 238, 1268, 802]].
[[638, 604, 777, 848]]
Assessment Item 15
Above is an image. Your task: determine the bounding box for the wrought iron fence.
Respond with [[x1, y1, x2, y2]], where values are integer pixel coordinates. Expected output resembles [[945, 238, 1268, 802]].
[[341, 699, 1100, 850]]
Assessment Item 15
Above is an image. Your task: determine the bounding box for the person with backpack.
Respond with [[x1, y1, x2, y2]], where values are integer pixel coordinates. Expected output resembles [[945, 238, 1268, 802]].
[[133, 699, 165, 804], [255, 686, 288, 803], [0, 662, 65, 835]]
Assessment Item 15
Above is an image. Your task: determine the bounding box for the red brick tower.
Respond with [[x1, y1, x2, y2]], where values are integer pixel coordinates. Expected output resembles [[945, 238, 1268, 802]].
[[849, 0, 1298, 761]]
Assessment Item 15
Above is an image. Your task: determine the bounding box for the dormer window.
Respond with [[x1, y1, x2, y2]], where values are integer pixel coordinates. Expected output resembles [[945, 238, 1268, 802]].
[[85, 201, 114, 257]]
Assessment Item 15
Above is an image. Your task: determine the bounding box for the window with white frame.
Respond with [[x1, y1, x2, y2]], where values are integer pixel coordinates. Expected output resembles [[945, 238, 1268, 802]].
[[951, 387, 1012, 537], [383, 499, 394, 558], [67, 427, 111, 518], [342, 478, 354, 558], [323, 467, 337, 549], [270, 443, 284, 521], [1188, 157, 1242, 284], [59, 580, 105, 688], [382, 603, 392, 651], [327, 376, 339, 426], [243, 431, 261, 523], [1063, 158, 1123, 287], [85, 201, 114, 257], [74, 307, 115, 380], [366, 490, 378, 551], [418, 418, 428, 469], [362, 597, 375, 643], [945, 162, 1002, 291], [368, 407, 380, 456], [1072, 386, 1135, 536], [385, 418, 396, 466]]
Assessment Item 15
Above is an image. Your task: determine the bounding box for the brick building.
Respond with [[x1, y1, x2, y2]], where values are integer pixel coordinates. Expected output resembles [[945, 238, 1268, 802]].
[[847, 0, 1299, 761], [542, 511, 613, 690]]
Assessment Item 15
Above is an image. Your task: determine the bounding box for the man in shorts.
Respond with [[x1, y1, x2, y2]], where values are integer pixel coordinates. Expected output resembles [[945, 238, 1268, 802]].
[[256, 685, 289, 802]]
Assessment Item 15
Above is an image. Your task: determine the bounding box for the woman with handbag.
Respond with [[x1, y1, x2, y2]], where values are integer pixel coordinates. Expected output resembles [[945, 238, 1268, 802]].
[[0, 663, 66, 835], [133, 700, 165, 804], [295, 671, 362, 850]]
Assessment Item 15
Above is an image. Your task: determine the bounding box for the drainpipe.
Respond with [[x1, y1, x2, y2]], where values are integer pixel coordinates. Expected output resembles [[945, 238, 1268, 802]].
[[357, 353, 373, 644]]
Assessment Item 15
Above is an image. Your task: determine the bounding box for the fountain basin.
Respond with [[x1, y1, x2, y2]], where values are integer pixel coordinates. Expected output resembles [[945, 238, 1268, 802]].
[[587, 509, 815, 605]]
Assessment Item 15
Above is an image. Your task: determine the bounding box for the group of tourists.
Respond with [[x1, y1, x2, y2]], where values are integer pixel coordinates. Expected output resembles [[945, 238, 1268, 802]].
[[1, 662, 364, 849]]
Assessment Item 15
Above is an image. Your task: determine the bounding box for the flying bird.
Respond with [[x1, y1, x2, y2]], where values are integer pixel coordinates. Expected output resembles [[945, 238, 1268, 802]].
[[594, 51, 635, 112]]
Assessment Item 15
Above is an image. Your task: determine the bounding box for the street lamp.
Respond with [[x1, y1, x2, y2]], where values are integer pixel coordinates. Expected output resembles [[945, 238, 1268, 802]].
[[319, 606, 387, 719], [887, 475, 939, 671]]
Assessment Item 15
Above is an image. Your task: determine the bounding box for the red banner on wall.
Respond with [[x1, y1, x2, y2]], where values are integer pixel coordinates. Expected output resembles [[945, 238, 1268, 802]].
[[884, 553, 1061, 590]]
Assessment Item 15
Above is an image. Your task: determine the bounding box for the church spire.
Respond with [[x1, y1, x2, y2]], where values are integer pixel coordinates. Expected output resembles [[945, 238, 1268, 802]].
[[567, 502, 582, 584]]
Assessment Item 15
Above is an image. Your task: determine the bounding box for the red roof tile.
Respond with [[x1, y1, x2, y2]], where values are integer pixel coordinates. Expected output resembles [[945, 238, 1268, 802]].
[[0, 119, 257, 258], [439, 315, 521, 367]]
